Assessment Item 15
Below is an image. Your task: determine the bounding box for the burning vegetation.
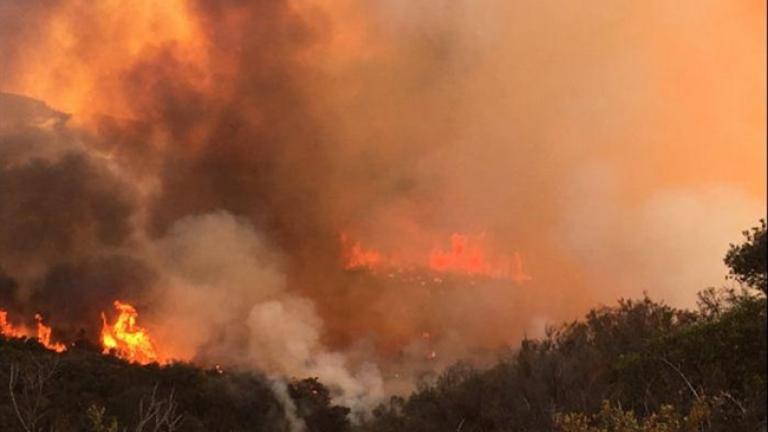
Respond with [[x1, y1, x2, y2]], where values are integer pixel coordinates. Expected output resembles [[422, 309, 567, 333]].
[[0, 301, 158, 364], [35, 313, 66, 353], [0, 310, 69, 353], [0, 0, 764, 430], [101, 301, 159, 365], [341, 232, 532, 283], [0, 311, 23, 340]]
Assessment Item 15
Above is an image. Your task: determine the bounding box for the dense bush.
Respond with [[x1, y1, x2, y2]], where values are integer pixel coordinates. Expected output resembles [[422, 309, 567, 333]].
[[0, 340, 350, 431], [357, 222, 767, 432], [358, 292, 766, 432], [1, 223, 764, 431]]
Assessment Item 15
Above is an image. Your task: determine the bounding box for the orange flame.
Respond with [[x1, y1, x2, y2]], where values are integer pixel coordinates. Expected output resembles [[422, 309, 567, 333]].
[[101, 301, 158, 365], [340, 233, 383, 270], [34, 314, 66, 353], [340, 232, 533, 282], [0, 310, 67, 352], [429, 234, 533, 282], [0, 310, 26, 339], [429, 233, 493, 276]]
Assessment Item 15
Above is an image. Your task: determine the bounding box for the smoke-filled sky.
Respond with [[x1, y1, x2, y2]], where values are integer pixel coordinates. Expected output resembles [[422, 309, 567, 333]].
[[0, 0, 765, 406]]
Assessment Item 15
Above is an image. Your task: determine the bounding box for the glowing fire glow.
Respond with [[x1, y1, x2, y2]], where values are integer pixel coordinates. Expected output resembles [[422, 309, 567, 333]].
[[35, 314, 66, 353], [341, 233, 384, 270], [340, 232, 533, 283], [101, 301, 159, 365], [430, 234, 532, 282], [0, 310, 67, 352], [0, 310, 25, 339], [1, 303, 161, 361], [429, 233, 496, 275]]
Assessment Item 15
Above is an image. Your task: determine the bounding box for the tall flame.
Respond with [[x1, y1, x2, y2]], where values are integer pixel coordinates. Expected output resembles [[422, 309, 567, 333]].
[[0, 310, 25, 339], [34, 314, 66, 353], [2, 303, 161, 362], [100, 301, 158, 365], [0, 310, 67, 352]]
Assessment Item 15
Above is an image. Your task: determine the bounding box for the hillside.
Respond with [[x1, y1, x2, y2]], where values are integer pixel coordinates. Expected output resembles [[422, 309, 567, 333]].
[[1, 223, 765, 431], [0, 338, 351, 431]]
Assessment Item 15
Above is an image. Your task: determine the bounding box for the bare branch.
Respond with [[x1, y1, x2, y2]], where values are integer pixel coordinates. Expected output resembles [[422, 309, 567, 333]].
[[9, 363, 32, 432], [8, 356, 59, 432], [659, 357, 700, 401], [721, 391, 747, 415], [134, 385, 183, 432], [455, 418, 466, 432]]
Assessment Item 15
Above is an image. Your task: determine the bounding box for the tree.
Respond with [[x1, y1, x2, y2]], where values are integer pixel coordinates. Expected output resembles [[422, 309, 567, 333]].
[[288, 378, 351, 432], [554, 400, 713, 432], [724, 219, 767, 294], [7, 356, 59, 432]]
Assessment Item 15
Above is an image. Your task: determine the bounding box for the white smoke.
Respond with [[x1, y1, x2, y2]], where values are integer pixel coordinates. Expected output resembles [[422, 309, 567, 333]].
[[269, 378, 307, 432], [561, 161, 763, 307], [145, 211, 384, 411]]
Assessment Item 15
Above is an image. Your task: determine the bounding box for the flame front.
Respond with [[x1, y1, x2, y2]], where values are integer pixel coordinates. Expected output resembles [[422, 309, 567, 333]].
[[0, 310, 25, 339], [429, 234, 533, 283], [35, 314, 66, 353], [0, 310, 66, 352], [341, 232, 533, 283], [429, 233, 494, 276], [2, 303, 159, 361], [341, 233, 384, 270], [101, 301, 158, 365]]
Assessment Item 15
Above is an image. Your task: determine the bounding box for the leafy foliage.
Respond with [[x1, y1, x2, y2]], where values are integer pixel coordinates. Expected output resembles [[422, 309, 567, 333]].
[[86, 405, 118, 432], [0, 340, 349, 431], [1, 221, 765, 431], [725, 219, 767, 294], [555, 400, 712, 432], [358, 221, 768, 432], [359, 292, 766, 432]]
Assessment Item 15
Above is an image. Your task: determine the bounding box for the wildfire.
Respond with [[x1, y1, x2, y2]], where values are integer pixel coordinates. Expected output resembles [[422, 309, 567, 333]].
[[35, 314, 66, 353], [430, 234, 533, 282], [0, 310, 25, 339], [101, 301, 159, 365], [340, 232, 533, 283], [429, 233, 495, 276], [0, 310, 67, 352], [1, 302, 161, 363], [341, 233, 384, 270]]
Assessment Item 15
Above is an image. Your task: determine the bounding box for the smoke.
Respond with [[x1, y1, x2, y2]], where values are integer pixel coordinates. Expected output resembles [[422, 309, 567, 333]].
[[144, 212, 383, 411], [144, 211, 298, 367], [560, 161, 763, 306], [270, 378, 307, 432], [0, 0, 765, 409]]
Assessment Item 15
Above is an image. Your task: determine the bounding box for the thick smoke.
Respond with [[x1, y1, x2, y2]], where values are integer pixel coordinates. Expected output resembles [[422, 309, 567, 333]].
[[0, 0, 765, 407], [144, 212, 382, 411], [0, 93, 148, 336]]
